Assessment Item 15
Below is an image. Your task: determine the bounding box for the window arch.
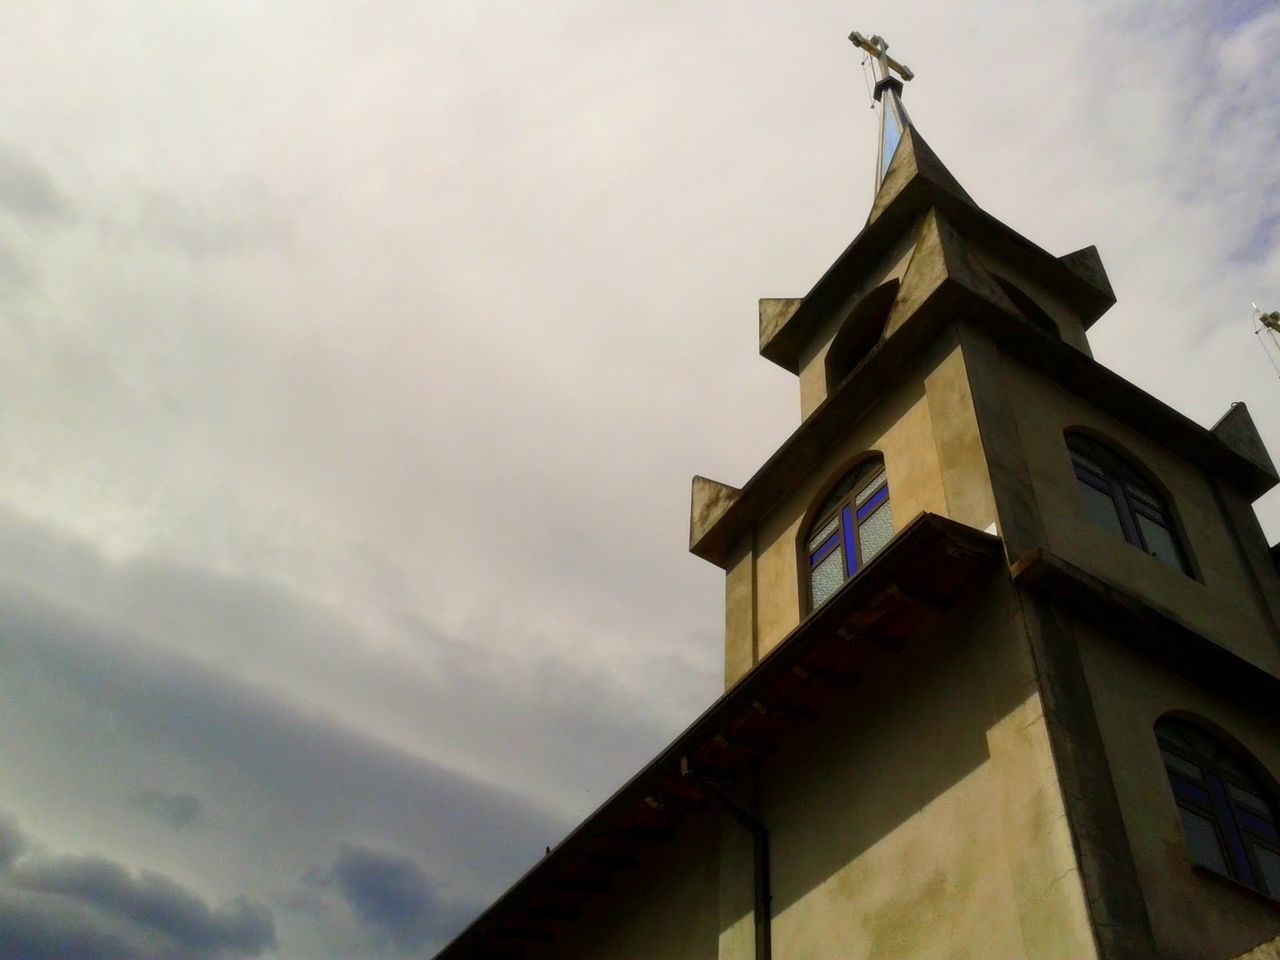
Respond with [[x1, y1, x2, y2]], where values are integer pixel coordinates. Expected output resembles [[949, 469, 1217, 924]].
[[992, 276, 1058, 338], [1156, 716, 1280, 896], [825, 280, 898, 391], [1065, 431, 1190, 574], [804, 457, 893, 610]]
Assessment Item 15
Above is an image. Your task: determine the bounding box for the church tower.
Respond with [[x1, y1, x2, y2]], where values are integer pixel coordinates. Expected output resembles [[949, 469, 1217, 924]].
[[688, 31, 1280, 960], [436, 34, 1280, 960]]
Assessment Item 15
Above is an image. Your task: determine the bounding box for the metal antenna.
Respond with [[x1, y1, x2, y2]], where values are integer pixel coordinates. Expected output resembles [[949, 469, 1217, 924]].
[[1251, 303, 1280, 380]]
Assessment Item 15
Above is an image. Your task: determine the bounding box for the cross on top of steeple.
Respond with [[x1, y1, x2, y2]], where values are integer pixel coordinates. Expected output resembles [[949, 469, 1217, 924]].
[[849, 31, 914, 193], [849, 32, 914, 95]]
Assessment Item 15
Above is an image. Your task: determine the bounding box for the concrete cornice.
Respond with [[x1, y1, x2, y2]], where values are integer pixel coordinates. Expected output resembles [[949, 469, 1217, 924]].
[[1012, 548, 1280, 712], [436, 514, 1002, 959], [693, 295, 1277, 568]]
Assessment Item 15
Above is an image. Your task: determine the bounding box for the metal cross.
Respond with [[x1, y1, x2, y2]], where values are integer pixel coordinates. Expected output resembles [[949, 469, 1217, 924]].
[[849, 31, 914, 97]]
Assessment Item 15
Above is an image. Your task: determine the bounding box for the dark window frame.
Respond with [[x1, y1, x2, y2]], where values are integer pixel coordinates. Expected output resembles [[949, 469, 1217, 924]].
[[802, 457, 893, 613], [1066, 431, 1192, 576], [1157, 715, 1280, 899]]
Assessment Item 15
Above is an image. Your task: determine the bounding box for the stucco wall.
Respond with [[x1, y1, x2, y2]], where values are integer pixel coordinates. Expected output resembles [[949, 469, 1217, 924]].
[[753, 367, 939, 664], [795, 228, 919, 420], [534, 816, 720, 960], [1078, 622, 1280, 960], [972, 249, 1094, 357], [723, 335, 998, 681], [1002, 358, 1280, 674], [749, 578, 1097, 960]]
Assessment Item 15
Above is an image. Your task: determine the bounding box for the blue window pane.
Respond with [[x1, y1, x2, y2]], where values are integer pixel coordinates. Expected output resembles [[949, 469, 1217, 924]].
[[1207, 774, 1258, 886], [1178, 806, 1230, 875], [1162, 750, 1203, 783], [806, 515, 839, 553], [1170, 776, 1211, 809], [810, 533, 840, 567], [1227, 783, 1271, 815], [1077, 480, 1127, 540], [855, 471, 886, 506], [1237, 809, 1280, 843], [1255, 844, 1280, 897], [841, 506, 858, 576], [858, 501, 895, 565], [810, 548, 845, 608], [855, 484, 889, 521]]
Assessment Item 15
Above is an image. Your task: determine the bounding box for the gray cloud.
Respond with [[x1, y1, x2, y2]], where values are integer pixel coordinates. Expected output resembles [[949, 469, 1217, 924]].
[[0, 816, 26, 870], [131, 789, 203, 829], [0, 815, 274, 960], [0, 3, 1277, 958], [0, 142, 71, 223], [0, 545, 573, 904], [316, 845, 474, 951], [131, 187, 290, 258]]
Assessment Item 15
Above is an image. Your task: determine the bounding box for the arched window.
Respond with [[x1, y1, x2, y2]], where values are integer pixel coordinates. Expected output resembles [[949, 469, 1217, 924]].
[[805, 458, 893, 610], [825, 280, 898, 390], [1066, 432, 1190, 574], [1157, 716, 1280, 897]]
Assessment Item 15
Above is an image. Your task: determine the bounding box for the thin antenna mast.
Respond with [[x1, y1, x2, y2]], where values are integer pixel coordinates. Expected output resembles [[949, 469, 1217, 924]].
[[1252, 303, 1280, 380]]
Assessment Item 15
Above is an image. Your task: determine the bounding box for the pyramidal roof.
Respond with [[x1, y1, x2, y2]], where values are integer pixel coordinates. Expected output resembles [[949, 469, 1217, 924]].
[[757, 106, 1115, 373], [868, 121, 976, 225]]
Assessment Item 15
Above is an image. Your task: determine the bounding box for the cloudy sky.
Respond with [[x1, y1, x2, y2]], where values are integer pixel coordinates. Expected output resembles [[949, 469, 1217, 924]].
[[0, 2, 1277, 957]]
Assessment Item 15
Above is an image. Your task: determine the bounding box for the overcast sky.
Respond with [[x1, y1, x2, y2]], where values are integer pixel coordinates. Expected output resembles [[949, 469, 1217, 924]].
[[0, 2, 1277, 958]]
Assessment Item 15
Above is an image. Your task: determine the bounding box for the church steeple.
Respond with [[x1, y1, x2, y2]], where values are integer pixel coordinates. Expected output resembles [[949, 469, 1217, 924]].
[[849, 31, 915, 193]]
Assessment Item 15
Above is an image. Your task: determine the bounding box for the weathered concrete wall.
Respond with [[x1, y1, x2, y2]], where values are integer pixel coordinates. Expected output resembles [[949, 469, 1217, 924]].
[[1078, 622, 1280, 960], [1002, 357, 1280, 674], [722, 334, 999, 682], [742, 578, 1098, 960], [754, 356, 943, 663], [972, 249, 1094, 356], [535, 816, 720, 960], [795, 228, 919, 420]]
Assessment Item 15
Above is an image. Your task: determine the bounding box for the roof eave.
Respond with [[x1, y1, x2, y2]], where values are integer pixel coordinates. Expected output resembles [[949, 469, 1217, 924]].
[[434, 514, 1003, 959]]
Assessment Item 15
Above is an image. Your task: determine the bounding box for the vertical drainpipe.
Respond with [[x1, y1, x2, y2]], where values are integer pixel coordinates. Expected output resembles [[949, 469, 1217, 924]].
[[682, 758, 771, 960]]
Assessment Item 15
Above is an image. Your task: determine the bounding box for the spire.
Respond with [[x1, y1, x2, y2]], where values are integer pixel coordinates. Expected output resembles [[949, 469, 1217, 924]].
[[850, 31, 915, 194]]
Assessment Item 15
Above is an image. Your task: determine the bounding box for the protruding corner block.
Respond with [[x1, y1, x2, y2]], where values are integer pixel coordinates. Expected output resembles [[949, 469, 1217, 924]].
[[690, 475, 741, 557], [1212, 402, 1279, 494], [759, 299, 805, 359], [1058, 245, 1116, 327], [884, 207, 1022, 338]]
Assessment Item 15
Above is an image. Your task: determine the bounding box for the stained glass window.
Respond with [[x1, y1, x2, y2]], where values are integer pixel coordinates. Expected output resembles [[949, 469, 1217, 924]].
[[1066, 432, 1190, 575], [805, 458, 893, 612], [1157, 716, 1280, 898]]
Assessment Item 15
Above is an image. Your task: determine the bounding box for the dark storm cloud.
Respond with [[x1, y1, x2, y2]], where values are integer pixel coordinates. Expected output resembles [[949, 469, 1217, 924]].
[[0, 816, 26, 869], [318, 845, 474, 950], [0, 552, 571, 890], [131, 789, 203, 829], [0, 815, 274, 960], [0, 502, 672, 838], [0, 142, 71, 222]]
